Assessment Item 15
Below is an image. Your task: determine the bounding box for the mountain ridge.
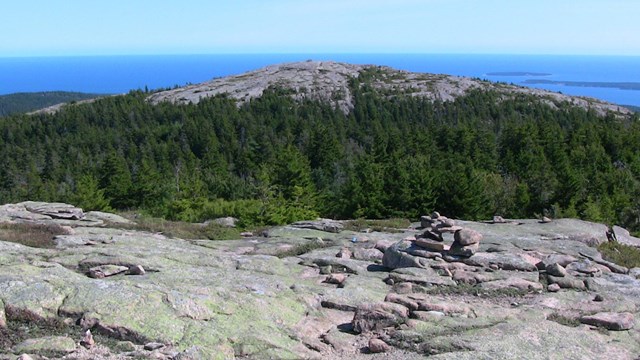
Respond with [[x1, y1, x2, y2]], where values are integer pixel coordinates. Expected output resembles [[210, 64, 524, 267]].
[[147, 60, 632, 117]]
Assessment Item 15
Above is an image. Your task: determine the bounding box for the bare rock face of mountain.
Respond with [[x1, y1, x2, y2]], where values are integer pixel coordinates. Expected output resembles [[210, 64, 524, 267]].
[[1, 203, 640, 359], [148, 61, 632, 117]]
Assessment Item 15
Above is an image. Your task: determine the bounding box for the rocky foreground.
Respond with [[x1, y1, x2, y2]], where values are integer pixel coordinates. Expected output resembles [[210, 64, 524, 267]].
[[1, 202, 640, 359]]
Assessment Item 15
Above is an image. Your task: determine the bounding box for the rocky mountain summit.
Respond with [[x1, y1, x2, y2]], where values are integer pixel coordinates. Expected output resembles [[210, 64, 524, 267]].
[[1, 202, 640, 359], [147, 61, 632, 116]]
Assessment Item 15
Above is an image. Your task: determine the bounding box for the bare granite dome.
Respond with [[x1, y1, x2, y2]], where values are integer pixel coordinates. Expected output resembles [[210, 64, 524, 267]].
[[147, 60, 632, 117]]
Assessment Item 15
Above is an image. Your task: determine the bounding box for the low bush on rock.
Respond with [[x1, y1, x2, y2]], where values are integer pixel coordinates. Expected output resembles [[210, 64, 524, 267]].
[[113, 216, 242, 240], [0, 222, 70, 248], [343, 218, 411, 233], [598, 241, 640, 269]]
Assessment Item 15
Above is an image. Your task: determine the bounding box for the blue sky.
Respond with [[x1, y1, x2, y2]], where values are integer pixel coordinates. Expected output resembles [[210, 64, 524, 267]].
[[2, 0, 639, 56]]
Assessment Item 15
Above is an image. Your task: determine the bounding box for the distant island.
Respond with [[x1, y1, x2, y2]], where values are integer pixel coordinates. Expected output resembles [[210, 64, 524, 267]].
[[523, 79, 640, 91], [487, 71, 551, 76]]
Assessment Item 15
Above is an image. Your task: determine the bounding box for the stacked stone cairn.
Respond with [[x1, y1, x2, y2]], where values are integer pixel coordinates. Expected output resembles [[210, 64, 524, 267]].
[[415, 212, 483, 258]]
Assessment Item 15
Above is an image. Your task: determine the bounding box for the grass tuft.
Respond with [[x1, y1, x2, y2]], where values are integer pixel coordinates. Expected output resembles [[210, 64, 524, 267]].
[[109, 216, 242, 240]]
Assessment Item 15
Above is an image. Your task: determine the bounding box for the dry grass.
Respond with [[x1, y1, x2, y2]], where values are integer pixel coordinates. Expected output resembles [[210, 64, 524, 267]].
[[343, 218, 410, 233], [111, 216, 242, 240], [598, 241, 640, 269], [0, 222, 70, 248]]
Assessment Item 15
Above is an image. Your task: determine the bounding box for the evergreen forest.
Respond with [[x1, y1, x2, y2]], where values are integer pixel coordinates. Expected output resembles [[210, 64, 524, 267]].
[[1, 76, 639, 231]]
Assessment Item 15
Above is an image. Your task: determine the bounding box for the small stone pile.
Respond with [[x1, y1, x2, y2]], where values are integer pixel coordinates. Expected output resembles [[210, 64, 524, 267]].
[[415, 212, 482, 258]]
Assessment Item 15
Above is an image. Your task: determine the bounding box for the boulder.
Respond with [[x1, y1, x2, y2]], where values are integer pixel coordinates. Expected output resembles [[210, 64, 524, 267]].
[[580, 312, 634, 331], [548, 283, 561, 292], [493, 216, 506, 223], [448, 241, 479, 258], [382, 241, 426, 269], [547, 275, 586, 290], [538, 254, 578, 270], [454, 229, 483, 246], [352, 302, 409, 333], [546, 263, 568, 277], [127, 265, 146, 276], [335, 247, 352, 259], [374, 240, 395, 252], [24, 201, 84, 220], [368, 338, 390, 353]]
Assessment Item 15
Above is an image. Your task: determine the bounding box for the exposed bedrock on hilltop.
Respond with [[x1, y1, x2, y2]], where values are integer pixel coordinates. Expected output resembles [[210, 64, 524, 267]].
[[0, 203, 639, 359]]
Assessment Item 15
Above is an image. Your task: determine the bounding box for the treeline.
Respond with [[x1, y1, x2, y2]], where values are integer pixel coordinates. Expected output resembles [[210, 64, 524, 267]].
[[1, 79, 639, 230], [0, 91, 102, 117]]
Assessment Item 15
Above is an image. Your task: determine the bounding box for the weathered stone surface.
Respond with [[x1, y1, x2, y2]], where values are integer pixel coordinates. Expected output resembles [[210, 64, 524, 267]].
[[211, 217, 238, 228], [454, 229, 483, 246], [127, 264, 146, 275], [2, 202, 640, 359], [538, 254, 578, 270], [352, 248, 383, 261], [368, 338, 390, 353], [382, 241, 426, 269], [87, 264, 129, 278], [291, 219, 343, 233], [463, 252, 538, 272], [80, 329, 95, 349], [580, 312, 634, 330], [448, 241, 479, 257], [548, 275, 586, 290], [546, 263, 568, 277], [479, 277, 543, 291], [415, 238, 445, 251], [13, 336, 76, 355], [352, 302, 409, 333], [335, 247, 352, 259], [548, 283, 561, 292]]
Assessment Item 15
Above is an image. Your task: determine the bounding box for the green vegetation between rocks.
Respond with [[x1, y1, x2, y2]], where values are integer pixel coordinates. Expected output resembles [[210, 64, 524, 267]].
[[598, 241, 640, 268], [0, 91, 102, 117], [0, 76, 639, 230]]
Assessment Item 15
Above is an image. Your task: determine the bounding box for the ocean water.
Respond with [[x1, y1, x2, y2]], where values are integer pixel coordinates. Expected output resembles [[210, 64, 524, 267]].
[[0, 54, 638, 106]]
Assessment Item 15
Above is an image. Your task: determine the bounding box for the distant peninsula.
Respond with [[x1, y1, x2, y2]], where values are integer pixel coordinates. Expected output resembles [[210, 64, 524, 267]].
[[487, 71, 551, 76], [523, 79, 640, 91]]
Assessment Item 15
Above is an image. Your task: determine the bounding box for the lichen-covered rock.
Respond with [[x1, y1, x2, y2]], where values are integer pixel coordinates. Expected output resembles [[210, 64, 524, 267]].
[[382, 241, 426, 269], [546, 263, 568, 277], [13, 336, 76, 355], [352, 302, 409, 333], [580, 312, 634, 330], [448, 241, 479, 257]]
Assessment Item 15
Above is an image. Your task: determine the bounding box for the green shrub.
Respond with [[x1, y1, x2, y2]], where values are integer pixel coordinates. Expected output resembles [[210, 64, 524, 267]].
[[598, 241, 640, 268]]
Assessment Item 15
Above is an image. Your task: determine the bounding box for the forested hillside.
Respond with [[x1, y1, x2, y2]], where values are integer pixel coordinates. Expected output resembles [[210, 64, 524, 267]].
[[1, 76, 639, 230], [0, 91, 102, 117]]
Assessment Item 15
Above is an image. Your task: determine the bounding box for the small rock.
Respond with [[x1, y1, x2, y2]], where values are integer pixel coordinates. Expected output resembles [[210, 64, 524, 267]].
[[144, 342, 166, 351], [335, 247, 352, 259], [411, 310, 445, 321], [240, 232, 253, 237], [593, 294, 605, 302], [88, 264, 129, 278], [211, 216, 238, 228], [17, 355, 35, 360], [368, 338, 390, 353], [353, 248, 384, 261], [454, 229, 483, 246], [547, 275, 586, 290], [393, 282, 413, 294], [431, 211, 441, 219], [325, 273, 347, 285], [580, 312, 634, 331], [541, 216, 552, 223], [420, 215, 432, 228], [421, 230, 444, 242], [493, 215, 506, 223], [548, 283, 561, 292], [80, 329, 95, 349], [546, 263, 568, 277], [414, 238, 445, 251], [127, 265, 146, 275], [319, 265, 333, 275]]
